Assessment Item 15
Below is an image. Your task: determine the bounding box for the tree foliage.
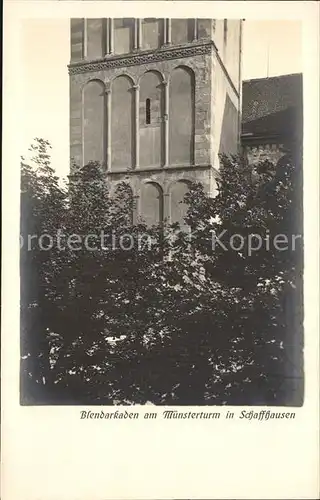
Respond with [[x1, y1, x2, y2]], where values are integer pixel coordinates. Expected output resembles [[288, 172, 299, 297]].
[[20, 139, 303, 405]]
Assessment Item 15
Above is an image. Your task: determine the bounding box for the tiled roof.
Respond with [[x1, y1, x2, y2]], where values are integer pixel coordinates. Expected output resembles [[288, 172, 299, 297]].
[[241, 73, 303, 138]]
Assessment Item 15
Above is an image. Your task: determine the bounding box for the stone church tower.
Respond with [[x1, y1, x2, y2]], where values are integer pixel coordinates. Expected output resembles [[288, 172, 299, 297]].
[[69, 18, 242, 224]]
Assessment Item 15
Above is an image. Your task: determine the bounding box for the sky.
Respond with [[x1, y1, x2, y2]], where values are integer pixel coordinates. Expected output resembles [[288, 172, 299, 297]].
[[20, 19, 302, 179]]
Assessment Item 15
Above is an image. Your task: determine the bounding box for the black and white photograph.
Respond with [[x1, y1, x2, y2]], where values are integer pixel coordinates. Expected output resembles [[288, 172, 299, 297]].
[[19, 15, 305, 407]]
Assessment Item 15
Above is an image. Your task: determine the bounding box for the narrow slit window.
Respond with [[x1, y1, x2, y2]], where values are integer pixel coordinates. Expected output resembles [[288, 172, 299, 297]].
[[146, 98, 151, 124]]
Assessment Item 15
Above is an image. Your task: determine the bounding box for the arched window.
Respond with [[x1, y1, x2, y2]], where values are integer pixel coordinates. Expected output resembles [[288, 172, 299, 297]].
[[113, 183, 134, 225], [83, 80, 105, 166], [197, 19, 212, 39], [140, 182, 163, 227], [146, 98, 151, 124], [113, 18, 135, 54], [171, 19, 195, 44], [111, 75, 134, 171], [141, 18, 164, 49]]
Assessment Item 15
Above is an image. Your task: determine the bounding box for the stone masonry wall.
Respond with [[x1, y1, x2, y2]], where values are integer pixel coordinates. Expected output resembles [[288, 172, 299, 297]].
[[244, 143, 287, 166], [69, 19, 242, 223]]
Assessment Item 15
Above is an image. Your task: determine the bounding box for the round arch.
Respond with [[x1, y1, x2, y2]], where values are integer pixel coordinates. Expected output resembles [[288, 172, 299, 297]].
[[139, 181, 164, 227], [165, 177, 193, 195]]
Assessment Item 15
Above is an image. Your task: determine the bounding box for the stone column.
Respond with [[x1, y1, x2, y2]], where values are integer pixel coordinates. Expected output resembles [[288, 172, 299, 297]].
[[105, 86, 112, 171], [163, 80, 169, 167], [108, 18, 114, 54], [133, 84, 140, 169]]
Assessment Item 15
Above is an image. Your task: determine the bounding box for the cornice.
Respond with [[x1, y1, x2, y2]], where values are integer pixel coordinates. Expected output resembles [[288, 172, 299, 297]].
[[68, 41, 213, 75]]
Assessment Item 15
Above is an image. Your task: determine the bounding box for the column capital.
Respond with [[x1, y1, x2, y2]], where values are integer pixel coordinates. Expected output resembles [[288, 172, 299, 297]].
[[132, 84, 140, 91]]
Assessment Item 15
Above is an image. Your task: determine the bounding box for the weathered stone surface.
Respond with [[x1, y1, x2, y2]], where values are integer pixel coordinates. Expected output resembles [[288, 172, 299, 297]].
[[69, 18, 242, 223]]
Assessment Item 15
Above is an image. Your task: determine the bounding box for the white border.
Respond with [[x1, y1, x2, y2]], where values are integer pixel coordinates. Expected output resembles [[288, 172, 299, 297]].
[[2, 2, 319, 499]]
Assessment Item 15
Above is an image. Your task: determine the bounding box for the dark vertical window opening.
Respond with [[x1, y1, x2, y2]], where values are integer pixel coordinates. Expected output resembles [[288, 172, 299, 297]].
[[146, 98, 151, 124]]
